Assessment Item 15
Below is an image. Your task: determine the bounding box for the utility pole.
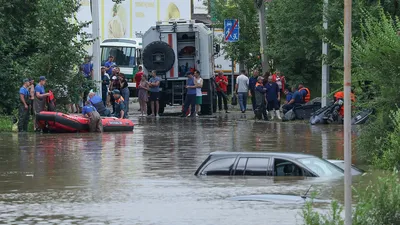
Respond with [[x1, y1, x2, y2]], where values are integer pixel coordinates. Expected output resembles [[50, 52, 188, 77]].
[[321, 0, 329, 107], [255, 0, 269, 74], [91, 0, 101, 95], [343, 0, 352, 222]]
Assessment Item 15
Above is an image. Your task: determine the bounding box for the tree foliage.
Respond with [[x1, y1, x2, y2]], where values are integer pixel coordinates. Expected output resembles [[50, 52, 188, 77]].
[[266, 0, 323, 90], [0, 0, 90, 114], [352, 8, 400, 169]]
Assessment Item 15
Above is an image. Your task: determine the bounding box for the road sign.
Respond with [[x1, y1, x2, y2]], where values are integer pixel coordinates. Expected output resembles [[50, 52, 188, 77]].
[[224, 19, 239, 42]]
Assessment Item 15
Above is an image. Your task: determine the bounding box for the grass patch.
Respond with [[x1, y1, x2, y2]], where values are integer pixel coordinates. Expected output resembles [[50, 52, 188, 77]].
[[0, 116, 14, 132]]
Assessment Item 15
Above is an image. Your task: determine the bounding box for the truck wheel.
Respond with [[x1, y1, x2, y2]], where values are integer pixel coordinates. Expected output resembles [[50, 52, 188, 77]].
[[143, 41, 176, 73]]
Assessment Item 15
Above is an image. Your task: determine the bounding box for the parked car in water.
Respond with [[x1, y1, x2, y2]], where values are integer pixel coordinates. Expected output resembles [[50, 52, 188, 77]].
[[194, 152, 348, 177], [327, 159, 364, 176]]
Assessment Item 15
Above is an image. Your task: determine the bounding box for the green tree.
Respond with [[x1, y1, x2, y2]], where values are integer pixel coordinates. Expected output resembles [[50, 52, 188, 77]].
[[266, 0, 323, 91], [0, 0, 90, 114], [212, 0, 261, 71]]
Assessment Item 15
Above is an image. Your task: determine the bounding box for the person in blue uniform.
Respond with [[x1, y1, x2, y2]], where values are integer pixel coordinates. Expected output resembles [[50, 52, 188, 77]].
[[81, 56, 93, 80], [282, 87, 303, 114], [33, 76, 50, 131], [18, 79, 31, 132], [265, 75, 281, 120], [104, 55, 115, 76], [82, 101, 102, 132], [284, 88, 293, 104], [88, 92, 111, 117]]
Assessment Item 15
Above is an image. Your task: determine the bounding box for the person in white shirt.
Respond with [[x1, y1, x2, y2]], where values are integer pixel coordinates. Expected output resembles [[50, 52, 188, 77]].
[[235, 70, 250, 113], [194, 70, 203, 117]]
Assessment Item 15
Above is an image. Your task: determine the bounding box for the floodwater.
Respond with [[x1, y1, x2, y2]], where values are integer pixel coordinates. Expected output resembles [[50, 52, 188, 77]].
[[0, 113, 373, 224]]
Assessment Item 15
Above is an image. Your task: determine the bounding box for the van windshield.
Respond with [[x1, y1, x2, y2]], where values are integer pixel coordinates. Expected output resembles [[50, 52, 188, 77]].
[[101, 46, 136, 67], [298, 157, 343, 177]]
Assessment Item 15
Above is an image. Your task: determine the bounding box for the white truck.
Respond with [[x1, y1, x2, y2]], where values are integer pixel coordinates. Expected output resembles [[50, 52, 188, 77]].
[[142, 19, 219, 115]]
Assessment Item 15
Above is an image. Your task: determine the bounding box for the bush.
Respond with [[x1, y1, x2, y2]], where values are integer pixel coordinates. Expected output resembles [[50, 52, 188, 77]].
[[0, 0, 90, 115], [303, 193, 344, 225], [302, 170, 400, 225]]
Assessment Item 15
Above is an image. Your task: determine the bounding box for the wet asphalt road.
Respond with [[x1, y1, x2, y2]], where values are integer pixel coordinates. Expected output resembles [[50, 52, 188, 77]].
[[0, 112, 370, 224]]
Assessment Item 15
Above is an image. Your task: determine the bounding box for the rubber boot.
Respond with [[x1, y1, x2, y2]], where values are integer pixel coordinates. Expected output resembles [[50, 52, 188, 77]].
[[269, 111, 275, 120], [275, 110, 282, 120]]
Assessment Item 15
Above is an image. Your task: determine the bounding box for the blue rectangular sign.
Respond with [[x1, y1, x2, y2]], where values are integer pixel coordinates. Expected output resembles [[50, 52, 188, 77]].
[[224, 19, 239, 42]]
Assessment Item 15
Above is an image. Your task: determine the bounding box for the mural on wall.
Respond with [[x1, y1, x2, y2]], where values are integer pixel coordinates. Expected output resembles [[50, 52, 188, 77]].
[[76, 0, 191, 52]]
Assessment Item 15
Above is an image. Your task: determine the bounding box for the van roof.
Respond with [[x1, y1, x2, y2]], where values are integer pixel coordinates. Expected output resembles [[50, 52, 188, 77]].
[[209, 151, 316, 160]]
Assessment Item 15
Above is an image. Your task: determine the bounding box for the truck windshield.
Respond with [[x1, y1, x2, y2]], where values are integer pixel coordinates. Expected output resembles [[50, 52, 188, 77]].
[[101, 46, 136, 67]]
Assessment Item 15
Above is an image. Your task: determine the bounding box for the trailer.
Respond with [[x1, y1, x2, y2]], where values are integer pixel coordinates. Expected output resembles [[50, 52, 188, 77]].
[[142, 19, 218, 115]]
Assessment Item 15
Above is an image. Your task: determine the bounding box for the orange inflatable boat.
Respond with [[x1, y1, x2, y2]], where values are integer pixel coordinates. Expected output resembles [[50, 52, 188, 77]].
[[36, 111, 134, 133]]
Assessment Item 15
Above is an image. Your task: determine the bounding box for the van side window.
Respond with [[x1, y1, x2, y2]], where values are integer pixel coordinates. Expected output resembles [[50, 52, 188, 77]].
[[244, 158, 270, 176], [202, 158, 236, 175], [234, 158, 248, 175], [274, 158, 303, 176]]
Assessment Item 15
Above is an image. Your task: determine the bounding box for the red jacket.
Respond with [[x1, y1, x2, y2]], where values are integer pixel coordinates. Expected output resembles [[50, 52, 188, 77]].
[[215, 75, 228, 92]]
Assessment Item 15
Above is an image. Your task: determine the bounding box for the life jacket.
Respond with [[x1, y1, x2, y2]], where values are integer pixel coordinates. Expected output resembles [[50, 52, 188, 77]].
[[115, 96, 125, 104], [47, 90, 56, 112], [299, 87, 311, 103]]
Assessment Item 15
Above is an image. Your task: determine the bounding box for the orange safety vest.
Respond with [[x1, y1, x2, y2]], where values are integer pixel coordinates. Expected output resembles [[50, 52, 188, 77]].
[[115, 96, 124, 104], [299, 87, 311, 103]]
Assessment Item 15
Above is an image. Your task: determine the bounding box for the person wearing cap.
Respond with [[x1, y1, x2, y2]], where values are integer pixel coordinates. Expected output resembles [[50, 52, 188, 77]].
[[101, 67, 110, 106], [112, 89, 126, 119], [104, 55, 115, 75], [149, 70, 162, 117], [215, 71, 229, 113], [18, 79, 31, 132], [88, 92, 111, 117], [33, 76, 50, 131], [254, 76, 268, 121], [181, 71, 197, 117], [82, 101, 102, 132]]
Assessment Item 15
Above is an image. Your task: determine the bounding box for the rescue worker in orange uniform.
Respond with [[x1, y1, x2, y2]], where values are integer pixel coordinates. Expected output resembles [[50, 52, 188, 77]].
[[333, 90, 356, 118], [298, 84, 311, 103]]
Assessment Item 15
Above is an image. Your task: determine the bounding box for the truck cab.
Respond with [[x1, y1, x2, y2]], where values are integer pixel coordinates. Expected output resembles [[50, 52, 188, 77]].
[[142, 19, 217, 115]]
